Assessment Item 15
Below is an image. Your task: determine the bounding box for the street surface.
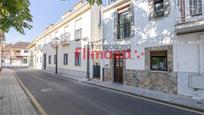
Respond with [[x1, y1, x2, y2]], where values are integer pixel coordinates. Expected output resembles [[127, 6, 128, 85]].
[[15, 69, 202, 115]]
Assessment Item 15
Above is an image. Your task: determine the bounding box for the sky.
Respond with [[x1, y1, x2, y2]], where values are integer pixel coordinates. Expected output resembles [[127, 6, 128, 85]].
[[5, 0, 79, 43]]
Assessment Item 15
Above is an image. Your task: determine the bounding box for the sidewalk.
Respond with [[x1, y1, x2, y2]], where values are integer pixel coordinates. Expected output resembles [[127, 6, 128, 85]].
[[41, 69, 204, 112], [0, 69, 38, 115]]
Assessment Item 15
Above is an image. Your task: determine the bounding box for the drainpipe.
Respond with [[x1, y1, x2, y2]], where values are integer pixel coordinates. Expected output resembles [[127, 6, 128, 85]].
[[197, 35, 201, 75]]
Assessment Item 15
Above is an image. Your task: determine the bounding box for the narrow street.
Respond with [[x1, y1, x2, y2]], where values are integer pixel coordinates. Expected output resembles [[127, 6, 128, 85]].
[[15, 69, 202, 115]]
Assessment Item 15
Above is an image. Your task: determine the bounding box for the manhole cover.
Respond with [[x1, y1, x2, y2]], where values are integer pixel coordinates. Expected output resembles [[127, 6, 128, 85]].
[[41, 88, 53, 93], [0, 96, 4, 99]]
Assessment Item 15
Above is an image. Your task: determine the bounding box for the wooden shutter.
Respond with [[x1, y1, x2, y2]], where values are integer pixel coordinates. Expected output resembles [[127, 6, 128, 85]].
[[130, 4, 134, 38], [164, 0, 171, 16], [149, 0, 155, 20], [113, 11, 118, 40]]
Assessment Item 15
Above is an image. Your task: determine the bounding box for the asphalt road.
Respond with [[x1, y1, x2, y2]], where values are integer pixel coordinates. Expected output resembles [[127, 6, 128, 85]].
[[15, 69, 202, 115]]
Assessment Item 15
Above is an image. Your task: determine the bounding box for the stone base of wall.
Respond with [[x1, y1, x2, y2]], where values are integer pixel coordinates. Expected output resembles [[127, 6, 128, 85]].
[[103, 68, 178, 94], [124, 70, 177, 94]]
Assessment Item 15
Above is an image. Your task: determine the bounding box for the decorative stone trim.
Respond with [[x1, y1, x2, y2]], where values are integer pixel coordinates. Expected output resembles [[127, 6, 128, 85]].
[[145, 45, 173, 72]]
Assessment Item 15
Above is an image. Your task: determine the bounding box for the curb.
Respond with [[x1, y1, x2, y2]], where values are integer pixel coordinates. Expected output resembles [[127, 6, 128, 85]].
[[83, 81, 204, 115], [13, 71, 48, 115]]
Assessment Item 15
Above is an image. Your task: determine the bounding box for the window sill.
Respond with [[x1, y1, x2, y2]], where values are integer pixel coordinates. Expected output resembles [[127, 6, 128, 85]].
[[146, 70, 169, 73], [115, 37, 132, 41], [150, 15, 169, 21]]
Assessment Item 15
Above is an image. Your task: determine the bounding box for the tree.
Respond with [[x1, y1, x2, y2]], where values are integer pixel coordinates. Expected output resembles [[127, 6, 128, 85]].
[[0, 0, 32, 34], [87, 0, 102, 5]]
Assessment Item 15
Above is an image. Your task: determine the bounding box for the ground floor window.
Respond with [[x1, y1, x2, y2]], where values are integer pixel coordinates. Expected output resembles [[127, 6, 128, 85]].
[[150, 51, 167, 71], [48, 55, 51, 64], [54, 55, 56, 64], [22, 59, 27, 64], [63, 53, 68, 65], [75, 52, 81, 66]]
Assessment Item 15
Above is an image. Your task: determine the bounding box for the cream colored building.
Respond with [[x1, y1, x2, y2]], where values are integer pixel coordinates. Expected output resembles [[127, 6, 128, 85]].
[[29, 1, 101, 78]]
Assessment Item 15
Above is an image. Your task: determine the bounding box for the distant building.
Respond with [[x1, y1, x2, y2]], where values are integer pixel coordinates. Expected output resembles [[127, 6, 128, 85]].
[[2, 43, 12, 67], [0, 30, 5, 70], [10, 42, 30, 67]]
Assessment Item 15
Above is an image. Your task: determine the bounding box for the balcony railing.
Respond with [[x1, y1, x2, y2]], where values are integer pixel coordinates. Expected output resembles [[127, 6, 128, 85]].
[[60, 32, 71, 45], [176, 13, 204, 35], [75, 28, 82, 41], [176, 13, 204, 25]]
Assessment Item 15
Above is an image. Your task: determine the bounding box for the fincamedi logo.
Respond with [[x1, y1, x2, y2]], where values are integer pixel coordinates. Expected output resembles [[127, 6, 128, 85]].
[[75, 45, 145, 60]]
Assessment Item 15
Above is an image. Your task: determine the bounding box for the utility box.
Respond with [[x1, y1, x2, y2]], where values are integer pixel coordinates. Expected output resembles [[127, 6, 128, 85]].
[[189, 75, 204, 90]]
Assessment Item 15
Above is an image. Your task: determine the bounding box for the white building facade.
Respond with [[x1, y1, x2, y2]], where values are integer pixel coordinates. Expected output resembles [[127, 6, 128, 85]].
[[30, 1, 101, 79], [29, 0, 204, 99], [101, 0, 204, 99]]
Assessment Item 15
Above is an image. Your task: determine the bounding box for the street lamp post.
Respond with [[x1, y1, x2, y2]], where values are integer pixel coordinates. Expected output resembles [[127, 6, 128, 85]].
[[53, 37, 59, 74]]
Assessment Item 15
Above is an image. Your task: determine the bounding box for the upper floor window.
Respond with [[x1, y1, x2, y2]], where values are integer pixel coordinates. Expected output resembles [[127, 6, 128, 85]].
[[149, 0, 170, 20], [154, 0, 164, 18], [118, 7, 131, 39], [190, 0, 202, 16], [114, 5, 134, 40], [108, 0, 116, 5], [75, 18, 82, 40]]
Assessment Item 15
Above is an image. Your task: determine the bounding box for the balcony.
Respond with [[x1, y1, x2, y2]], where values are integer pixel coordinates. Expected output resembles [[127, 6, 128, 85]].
[[75, 28, 82, 41], [176, 13, 204, 35], [60, 32, 70, 46]]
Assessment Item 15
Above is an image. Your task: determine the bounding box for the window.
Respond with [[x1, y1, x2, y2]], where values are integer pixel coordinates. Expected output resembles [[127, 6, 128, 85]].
[[190, 0, 202, 16], [150, 51, 167, 71], [108, 0, 116, 5], [22, 59, 27, 64], [63, 53, 68, 65], [75, 52, 81, 66], [24, 50, 28, 53], [54, 55, 56, 64], [75, 28, 82, 40], [154, 0, 164, 18], [40, 57, 42, 63], [118, 7, 131, 39], [75, 18, 82, 40], [49, 55, 51, 64]]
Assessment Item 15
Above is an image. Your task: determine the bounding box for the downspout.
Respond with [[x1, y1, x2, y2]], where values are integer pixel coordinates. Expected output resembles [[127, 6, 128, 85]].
[[198, 36, 201, 75]]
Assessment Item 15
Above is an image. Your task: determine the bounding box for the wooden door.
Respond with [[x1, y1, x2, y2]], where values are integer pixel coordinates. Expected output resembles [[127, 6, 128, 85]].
[[114, 53, 123, 83]]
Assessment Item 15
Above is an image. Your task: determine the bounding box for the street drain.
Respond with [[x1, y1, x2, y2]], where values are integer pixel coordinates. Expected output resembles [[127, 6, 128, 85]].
[[41, 88, 53, 93]]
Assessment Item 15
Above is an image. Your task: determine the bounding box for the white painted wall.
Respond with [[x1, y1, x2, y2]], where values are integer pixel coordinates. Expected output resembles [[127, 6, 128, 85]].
[[102, 0, 204, 98], [102, 0, 177, 70], [32, 4, 101, 78]]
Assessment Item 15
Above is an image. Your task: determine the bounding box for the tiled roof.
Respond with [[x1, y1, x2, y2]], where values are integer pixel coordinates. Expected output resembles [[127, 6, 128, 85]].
[[12, 42, 29, 49]]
